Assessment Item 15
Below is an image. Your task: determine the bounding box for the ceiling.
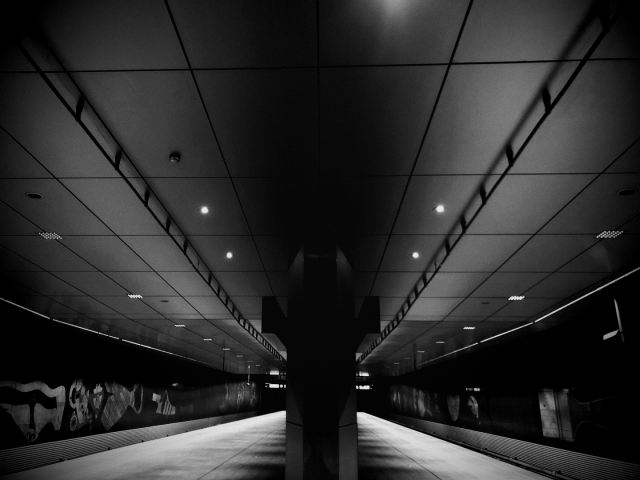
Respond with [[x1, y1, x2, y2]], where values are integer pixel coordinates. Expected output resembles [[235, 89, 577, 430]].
[[0, 0, 639, 377]]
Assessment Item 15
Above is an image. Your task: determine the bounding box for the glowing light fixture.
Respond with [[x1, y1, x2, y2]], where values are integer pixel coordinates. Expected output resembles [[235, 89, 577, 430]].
[[223, 347, 230, 351], [174, 324, 186, 327], [508, 295, 525, 301], [436, 341, 445, 344], [127, 294, 143, 299], [434, 204, 445, 213], [463, 326, 475, 330], [39, 232, 62, 240], [203, 338, 212, 341], [596, 230, 623, 239], [411, 252, 420, 259], [226, 252, 233, 259], [200, 206, 209, 214]]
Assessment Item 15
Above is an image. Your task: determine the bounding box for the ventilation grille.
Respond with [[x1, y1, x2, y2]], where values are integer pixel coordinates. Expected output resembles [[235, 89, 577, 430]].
[[388, 414, 640, 480], [0, 411, 257, 476]]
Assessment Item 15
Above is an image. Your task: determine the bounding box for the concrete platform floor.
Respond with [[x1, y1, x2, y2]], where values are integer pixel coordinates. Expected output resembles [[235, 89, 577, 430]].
[[5, 412, 550, 479]]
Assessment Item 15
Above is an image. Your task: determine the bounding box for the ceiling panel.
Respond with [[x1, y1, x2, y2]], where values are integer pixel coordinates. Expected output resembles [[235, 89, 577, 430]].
[[0, 74, 118, 178], [525, 272, 611, 298], [0, 179, 111, 235], [97, 296, 159, 315], [470, 272, 548, 298], [61, 179, 166, 236], [440, 235, 530, 272], [234, 178, 303, 236], [188, 236, 262, 272], [606, 139, 640, 173], [0, 128, 51, 178], [254, 237, 289, 272], [379, 297, 406, 317], [541, 173, 640, 234], [169, 0, 316, 68], [349, 236, 387, 272], [371, 272, 423, 298], [157, 272, 215, 297], [63, 236, 152, 272], [216, 272, 272, 297], [0, 247, 41, 272], [119, 236, 193, 272], [0, 202, 39, 235], [379, 235, 453, 272], [103, 272, 178, 297], [37, 0, 186, 70], [415, 63, 555, 175], [493, 298, 560, 318], [0, 38, 34, 72], [0, 236, 96, 271], [144, 297, 199, 315], [5, 296, 79, 316], [320, 66, 445, 175], [499, 235, 598, 272], [148, 178, 248, 235], [513, 61, 640, 174], [421, 272, 491, 298], [196, 69, 317, 177], [54, 271, 128, 296], [592, 2, 640, 59], [49, 295, 117, 315], [559, 234, 640, 273], [467, 174, 596, 234], [454, 0, 595, 62], [334, 177, 407, 235], [406, 298, 463, 318], [2, 271, 82, 296], [73, 71, 226, 178], [319, 0, 468, 65], [448, 297, 509, 317], [395, 176, 487, 234]]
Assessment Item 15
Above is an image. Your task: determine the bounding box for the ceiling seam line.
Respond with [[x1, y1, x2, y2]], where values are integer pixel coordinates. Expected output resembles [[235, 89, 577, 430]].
[[359, 3, 622, 365], [16, 34, 284, 364], [366, 0, 476, 301], [162, 0, 278, 305]]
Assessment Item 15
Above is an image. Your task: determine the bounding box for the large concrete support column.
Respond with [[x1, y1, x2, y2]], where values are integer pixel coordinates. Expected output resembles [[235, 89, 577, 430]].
[[263, 238, 378, 479]]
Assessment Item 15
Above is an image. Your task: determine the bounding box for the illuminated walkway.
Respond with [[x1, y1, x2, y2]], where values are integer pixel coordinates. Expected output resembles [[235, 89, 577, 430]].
[[5, 411, 549, 479]]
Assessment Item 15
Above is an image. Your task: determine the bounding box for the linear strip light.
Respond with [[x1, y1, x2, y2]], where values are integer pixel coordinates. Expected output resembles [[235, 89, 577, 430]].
[[508, 295, 525, 301], [127, 293, 143, 299]]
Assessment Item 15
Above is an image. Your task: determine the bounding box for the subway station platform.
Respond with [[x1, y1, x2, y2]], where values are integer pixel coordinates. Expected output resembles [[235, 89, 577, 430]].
[[4, 412, 549, 480]]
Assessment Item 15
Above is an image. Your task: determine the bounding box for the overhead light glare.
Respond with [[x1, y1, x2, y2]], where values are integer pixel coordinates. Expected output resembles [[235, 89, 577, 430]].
[[436, 341, 445, 344], [39, 232, 62, 240], [237, 354, 243, 357], [596, 230, 623, 239], [417, 350, 425, 353], [434, 204, 445, 213], [174, 324, 186, 327], [223, 347, 230, 351], [226, 251, 233, 259], [127, 294, 143, 299], [256, 364, 260, 367], [411, 252, 420, 259], [508, 295, 525, 301], [203, 338, 212, 341], [200, 206, 209, 214], [463, 326, 475, 330]]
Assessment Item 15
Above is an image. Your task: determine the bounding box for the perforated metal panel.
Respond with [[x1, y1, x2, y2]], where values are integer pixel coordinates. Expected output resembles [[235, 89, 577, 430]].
[[0, 411, 257, 476], [389, 414, 640, 480]]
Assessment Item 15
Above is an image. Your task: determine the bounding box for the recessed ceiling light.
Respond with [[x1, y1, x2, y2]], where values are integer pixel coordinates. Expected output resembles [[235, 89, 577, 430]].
[[223, 347, 230, 351], [393, 362, 399, 364], [434, 204, 445, 213], [169, 152, 181, 163], [237, 354, 243, 357], [256, 364, 260, 367], [411, 252, 420, 259], [127, 294, 143, 299], [436, 341, 445, 344], [39, 232, 62, 240], [463, 326, 475, 330], [226, 251, 233, 259], [596, 230, 623, 239], [200, 206, 209, 214], [617, 187, 637, 196], [203, 338, 212, 341], [417, 350, 425, 353], [174, 324, 186, 327], [26, 192, 43, 199], [508, 295, 525, 301]]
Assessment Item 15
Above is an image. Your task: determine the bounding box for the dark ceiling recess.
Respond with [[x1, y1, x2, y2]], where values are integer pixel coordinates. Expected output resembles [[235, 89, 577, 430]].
[[0, 0, 639, 377]]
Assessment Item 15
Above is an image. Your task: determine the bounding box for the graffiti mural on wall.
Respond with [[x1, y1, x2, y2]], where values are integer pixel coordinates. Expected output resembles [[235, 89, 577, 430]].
[[0, 381, 65, 442], [0, 379, 260, 448], [388, 384, 627, 451]]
